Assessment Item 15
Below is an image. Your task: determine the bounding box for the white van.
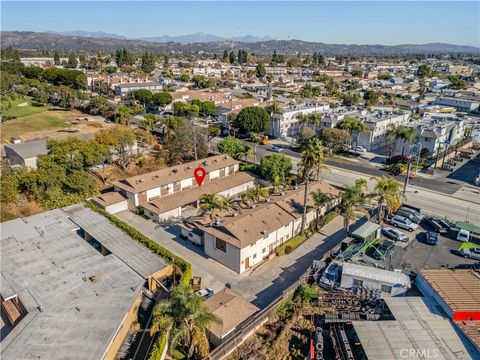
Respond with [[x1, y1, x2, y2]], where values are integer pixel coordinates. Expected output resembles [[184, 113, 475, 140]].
[[457, 229, 470, 242]]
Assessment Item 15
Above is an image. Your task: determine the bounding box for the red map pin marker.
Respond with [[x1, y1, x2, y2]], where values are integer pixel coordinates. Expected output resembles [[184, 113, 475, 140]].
[[194, 167, 206, 186]]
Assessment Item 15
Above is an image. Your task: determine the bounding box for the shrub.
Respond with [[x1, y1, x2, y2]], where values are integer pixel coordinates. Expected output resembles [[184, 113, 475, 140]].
[[316, 208, 340, 229], [284, 245, 293, 254], [85, 202, 192, 285], [149, 333, 167, 360], [275, 235, 305, 256]]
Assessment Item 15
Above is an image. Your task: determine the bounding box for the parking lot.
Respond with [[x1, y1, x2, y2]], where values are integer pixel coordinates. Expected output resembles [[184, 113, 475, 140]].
[[356, 219, 479, 272]]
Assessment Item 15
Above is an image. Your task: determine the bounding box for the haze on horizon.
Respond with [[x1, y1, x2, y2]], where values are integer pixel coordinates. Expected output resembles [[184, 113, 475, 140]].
[[1, 1, 479, 46]]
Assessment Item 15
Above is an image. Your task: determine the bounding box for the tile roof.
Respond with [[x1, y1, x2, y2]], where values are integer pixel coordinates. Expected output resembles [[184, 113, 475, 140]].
[[90, 191, 128, 207], [113, 154, 239, 194], [420, 269, 480, 313], [142, 172, 254, 215], [205, 288, 259, 339]]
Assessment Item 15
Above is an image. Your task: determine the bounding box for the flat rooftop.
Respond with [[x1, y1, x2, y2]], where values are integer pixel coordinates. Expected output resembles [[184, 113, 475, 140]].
[[67, 206, 168, 278], [1, 207, 146, 360], [353, 297, 477, 360]]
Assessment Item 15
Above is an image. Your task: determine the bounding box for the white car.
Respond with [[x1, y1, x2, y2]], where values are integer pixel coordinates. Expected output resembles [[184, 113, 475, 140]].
[[355, 145, 367, 153], [390, 215, 419, 232], [194, 288, 214, 299], [271, 146, 283, 153], [460, 247, 480, 260], [457, 229, 471, 242]]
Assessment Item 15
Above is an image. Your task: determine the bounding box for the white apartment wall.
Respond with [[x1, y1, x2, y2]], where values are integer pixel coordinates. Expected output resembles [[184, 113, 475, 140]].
[[23, 157, 38, 169], [209, 169, 220, 180], [180, 228, 202, 245], [204, 233, 241, 273], [180, 178, 193, 189], [239, 221, 294, 272], [217, 181, 254, 197], [146, 188, 161, 201], [105, 201, 129, 214], [270, 105, 330, 138]]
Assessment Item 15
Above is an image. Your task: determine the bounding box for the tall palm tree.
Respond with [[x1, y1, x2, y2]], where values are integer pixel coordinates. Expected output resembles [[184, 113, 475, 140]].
[[150, 284, 222, 359], [250, 132, 262, 165], [337, 117, 369, 154], [372, 176, 403, 223], [297, 113, 310, 133], [340, 179, 370, 235], [238, 144, 253, 162], [392, 125, 417, 157], [385, 124, 398, 159], [311, 189, 332, 227], [298, 138, 326, 235], [308, 112, 323, 133]]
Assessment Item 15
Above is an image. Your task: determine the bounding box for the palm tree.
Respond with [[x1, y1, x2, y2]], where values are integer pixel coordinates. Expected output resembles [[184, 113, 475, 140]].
[[308, 112, 323, 133], [298, 138, 326, 235], [385, 124, 397, 159], [240, 187, 257, 205], [372, 176, 403, 223], [311, 189, 332, 228], [199, 194, 230, 220], [150, 283, 222, 359], [250, 132, 262, 165], [392, 125, 417, 157], [340, 179, 370, 235], [297, 113, 310, 133], [337, 117, 369, 154], [238, 144, 253, 162]]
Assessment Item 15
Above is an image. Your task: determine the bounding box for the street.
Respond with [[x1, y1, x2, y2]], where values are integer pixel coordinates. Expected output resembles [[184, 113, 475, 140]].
[[211, 137, 480, 224]]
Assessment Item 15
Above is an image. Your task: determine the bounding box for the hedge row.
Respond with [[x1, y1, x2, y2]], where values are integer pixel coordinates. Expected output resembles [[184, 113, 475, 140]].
[[149, 333, 167, 360], [85, 202, 192, 286], [316, 208, 340, 229]]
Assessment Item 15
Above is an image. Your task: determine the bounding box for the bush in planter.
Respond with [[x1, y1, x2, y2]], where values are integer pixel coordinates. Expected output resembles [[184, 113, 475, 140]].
[[284, 245, 293, 254]]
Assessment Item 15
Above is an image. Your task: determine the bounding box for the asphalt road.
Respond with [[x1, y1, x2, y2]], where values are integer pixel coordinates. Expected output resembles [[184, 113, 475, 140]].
[[211, 137, 479, 223]]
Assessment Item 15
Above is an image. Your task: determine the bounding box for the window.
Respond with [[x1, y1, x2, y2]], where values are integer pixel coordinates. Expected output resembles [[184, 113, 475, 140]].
[[353, 279, 363, 287], [262, 248, 266, 253], [253, 253, 257, 259], [381, 285, 392, 293], [215, 238, 226, 252]]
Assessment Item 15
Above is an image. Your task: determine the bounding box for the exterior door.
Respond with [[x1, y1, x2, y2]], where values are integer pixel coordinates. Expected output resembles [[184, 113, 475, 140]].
[[269, 244, 274, 254], [245, 257, 250, 270]]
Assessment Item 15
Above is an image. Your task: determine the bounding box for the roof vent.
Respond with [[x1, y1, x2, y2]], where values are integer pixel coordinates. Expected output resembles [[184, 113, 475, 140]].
[[261, 230, 267, 235], [172, 168, 178, 173], [88, 275, 97, 282], [250, 204, 257, 209], [202, 161, 208, 166]]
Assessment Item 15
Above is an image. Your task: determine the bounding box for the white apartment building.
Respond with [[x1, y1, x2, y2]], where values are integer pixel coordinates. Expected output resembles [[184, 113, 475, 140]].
[[319, 107, 367, 130], [356, 110, 411, 152], [181, 181, 341, 273], [269, 103, 330, 138], [435, 96, 480, 113], [394, 113, 466, 157]]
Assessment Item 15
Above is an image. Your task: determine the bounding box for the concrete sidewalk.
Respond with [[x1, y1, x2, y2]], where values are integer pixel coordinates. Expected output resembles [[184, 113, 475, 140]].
[[116, 211, 347, 308]]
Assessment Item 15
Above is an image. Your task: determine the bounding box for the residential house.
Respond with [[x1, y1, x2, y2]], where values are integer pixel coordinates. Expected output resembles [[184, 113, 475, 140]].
[[205, 288, 259, 346], [114, 82, 163, 96], [3, 139, 48, 169]]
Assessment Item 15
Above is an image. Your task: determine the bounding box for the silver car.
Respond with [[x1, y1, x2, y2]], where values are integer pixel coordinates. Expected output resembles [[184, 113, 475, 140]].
[[461, 248, 480, 260], [390, 215, 419, 232], [396, 209, 422, 224]]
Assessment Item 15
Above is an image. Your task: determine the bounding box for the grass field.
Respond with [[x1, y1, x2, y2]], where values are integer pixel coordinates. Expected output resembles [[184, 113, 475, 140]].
[[1, 111, 74, 141], [1, 97, 51, 118]]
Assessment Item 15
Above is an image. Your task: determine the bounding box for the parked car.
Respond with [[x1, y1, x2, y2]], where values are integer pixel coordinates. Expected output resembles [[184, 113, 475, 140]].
[[400, 206, 424, 221], [395, 210, 422, 224], [271, 146, 283, 152], [457, 229, 471, 242], [425, 231, 439, 245], [390, 215, 419, 232], [355, 145, 367, 153], [423, 217, 448, 233], [385, 155, 410, 165], [460, 247, 480, 260], [382, 227, 409, 242], [194, 288, 214, 299], [367, 240, 395, 260]]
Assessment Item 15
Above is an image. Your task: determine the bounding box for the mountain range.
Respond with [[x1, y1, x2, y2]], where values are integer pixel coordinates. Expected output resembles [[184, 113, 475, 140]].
[[51, 30, 274, 43], [2, 31, 479, 55]]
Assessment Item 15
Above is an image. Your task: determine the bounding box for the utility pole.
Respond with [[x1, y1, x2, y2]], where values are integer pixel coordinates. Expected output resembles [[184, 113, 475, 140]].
[[403, 160, 412, 195]]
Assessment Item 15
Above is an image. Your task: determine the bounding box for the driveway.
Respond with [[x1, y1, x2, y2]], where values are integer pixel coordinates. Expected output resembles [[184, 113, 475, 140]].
[[115, 211, 347, 308]]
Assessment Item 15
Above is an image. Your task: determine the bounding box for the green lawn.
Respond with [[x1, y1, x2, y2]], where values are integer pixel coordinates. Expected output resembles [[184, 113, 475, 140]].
[[1, 111, 73, 141], [1, 97, 50, 118], [276, 235, 306, 256]]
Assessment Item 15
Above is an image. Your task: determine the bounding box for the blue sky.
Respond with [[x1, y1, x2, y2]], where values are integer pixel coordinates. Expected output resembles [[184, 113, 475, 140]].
[[1, 1, 479, 46]]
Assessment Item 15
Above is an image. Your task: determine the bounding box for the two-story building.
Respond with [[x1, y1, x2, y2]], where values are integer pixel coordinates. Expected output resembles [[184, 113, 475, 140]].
[[180, 181, 341, 273], [93, 155, 255, 221]]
